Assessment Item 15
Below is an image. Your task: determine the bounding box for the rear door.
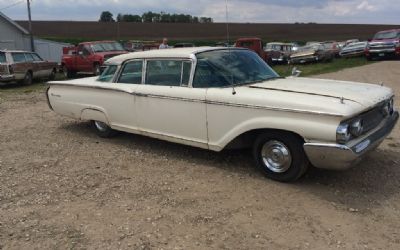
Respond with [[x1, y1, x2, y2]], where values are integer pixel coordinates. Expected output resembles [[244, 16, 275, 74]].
[[10, 52, 28, 80], [24, 53, 41, 78], [31, 53, 52, 77]]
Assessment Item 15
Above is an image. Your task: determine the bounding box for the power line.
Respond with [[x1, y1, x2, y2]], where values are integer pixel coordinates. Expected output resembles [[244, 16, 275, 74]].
[[0, 0, 25, 11]]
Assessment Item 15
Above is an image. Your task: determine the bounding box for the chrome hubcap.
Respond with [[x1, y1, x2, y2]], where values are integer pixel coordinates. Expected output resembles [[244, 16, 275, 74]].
[[94, 121, 108, 132], [261, 140, 292, 173]]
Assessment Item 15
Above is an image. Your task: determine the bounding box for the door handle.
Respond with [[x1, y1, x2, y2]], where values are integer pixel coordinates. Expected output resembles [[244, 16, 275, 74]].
[[135, 93, 148, 97]]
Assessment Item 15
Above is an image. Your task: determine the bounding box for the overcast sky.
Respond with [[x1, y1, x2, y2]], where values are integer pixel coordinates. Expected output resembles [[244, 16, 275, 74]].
[[0, 0, 398, 24]]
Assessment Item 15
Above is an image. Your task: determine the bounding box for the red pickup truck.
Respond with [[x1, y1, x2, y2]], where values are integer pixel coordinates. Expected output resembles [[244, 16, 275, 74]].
[[61, 41, 128, 78], [235, 38, 270, 64], [365, 29, 400, 60]]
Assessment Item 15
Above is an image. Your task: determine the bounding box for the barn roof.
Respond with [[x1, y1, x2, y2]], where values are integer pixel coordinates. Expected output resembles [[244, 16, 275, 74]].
[[0, 11, 29, 35]]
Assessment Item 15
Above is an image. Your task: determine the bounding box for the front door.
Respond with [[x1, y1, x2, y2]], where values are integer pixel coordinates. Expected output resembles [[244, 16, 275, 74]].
[[134, 59, 208, 148], [76, 45, 92, 72]]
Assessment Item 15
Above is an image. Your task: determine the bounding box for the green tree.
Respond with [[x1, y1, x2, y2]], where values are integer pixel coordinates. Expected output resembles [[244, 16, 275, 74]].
[[99, 11, 115, 22]]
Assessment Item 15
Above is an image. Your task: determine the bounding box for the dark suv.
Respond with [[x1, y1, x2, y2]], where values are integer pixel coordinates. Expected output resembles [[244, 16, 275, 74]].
[[0, 50, 57, 85]]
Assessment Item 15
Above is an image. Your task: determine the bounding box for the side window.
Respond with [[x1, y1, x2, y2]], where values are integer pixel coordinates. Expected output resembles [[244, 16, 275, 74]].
[[118, 61, 143, 84], [24, 53, 34, 62], [0, 52, 6, 63], [146, 60, 190, 87], [78, 45, 91, 56], [12, 53, 26, 63], [31, 53, 43, 61], [193, 59, 231, 88]]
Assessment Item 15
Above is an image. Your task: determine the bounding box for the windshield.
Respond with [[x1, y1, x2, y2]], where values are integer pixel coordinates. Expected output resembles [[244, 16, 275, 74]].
[[374, 31, 399, 40], [0, 52, 6, 63], [193, 49, 280, 88], [92, 42, 124, 52], [299, 44, 320, 52], [97, 65, 118, 82]]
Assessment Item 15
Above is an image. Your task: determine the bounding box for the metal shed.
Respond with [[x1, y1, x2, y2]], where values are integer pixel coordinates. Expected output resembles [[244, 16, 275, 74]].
[[0, 11, 70, 63]]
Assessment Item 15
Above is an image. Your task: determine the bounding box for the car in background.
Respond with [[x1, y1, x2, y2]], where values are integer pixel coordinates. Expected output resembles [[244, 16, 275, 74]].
[[124, 40, 157, 52], [46, 47, 398, 182], [339, 41, 368, 58], [61, 41, 127, 78], [174, 43, 195, 48], [235, 38, 269, 63], [365, 29, 400, 60], [290, 43, 334, 64], [321, 41, 341, 57], [0, 50, 57, 85], [264, 42, 299, 64]]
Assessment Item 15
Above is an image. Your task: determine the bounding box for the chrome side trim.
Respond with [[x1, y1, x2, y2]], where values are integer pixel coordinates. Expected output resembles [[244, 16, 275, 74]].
[[47, 83, 343, 116]]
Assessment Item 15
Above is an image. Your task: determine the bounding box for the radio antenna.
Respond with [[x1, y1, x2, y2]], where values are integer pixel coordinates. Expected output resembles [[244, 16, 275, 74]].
[[225, 0, 230, 46], [225, 0, 236, 95]]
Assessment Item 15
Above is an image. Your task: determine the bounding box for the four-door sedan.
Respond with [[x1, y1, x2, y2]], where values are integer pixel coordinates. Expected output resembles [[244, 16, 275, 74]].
[[0, 50, 57, 85], [46, 47, 398, 182]]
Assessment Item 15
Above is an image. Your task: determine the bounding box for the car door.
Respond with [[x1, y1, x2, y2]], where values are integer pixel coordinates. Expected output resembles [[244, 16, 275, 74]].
[[25, 53, 43, 78], [134, 59, 208, 149], [10, 52, 28, 79], [76, 45, 92, 72], [31, 53, 49, 77]]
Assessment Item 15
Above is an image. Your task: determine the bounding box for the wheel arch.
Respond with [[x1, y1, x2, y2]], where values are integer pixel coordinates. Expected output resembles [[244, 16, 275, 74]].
[[80, 108, 110, 125]]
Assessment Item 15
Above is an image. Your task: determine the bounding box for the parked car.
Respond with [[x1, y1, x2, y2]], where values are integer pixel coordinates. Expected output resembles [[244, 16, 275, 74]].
[[61, 41, 128, 78], [290, 44, 334, 64], [321, 41, 341, 57], [47, 47, 398, 182], [339, 41, 368, 58], [174, 43, 195, 48], [365, 29, 400, 60], [0, 50, 57, 85], [235, 38, 269, 63], [264, 42, 299, 64], [124, 40, 157, 52]]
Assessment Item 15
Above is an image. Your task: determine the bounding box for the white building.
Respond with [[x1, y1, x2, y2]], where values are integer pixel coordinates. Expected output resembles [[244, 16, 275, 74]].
[[0, 11, 70, 63]]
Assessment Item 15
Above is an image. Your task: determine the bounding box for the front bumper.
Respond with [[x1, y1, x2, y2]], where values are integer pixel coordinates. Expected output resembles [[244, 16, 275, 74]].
[[304, 111, 399, 170], [0, 74, 14, 82], [290, 56, 318, 64]]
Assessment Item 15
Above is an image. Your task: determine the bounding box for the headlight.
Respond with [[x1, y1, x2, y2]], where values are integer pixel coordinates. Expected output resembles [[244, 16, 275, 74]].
[[337, 124, 351, 144], [350, 119, 363, 137]]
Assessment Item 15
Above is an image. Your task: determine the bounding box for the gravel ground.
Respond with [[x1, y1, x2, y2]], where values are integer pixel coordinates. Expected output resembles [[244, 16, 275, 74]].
[[0, 61, 399, 250]]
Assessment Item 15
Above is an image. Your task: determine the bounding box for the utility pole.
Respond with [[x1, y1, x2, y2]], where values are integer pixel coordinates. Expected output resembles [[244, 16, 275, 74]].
[[27, 0, 34, 52]]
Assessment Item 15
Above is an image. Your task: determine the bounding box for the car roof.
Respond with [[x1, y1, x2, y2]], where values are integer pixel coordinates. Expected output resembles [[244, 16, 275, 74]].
[[0, 50, 33, 53], [107, 47, 245, 64]]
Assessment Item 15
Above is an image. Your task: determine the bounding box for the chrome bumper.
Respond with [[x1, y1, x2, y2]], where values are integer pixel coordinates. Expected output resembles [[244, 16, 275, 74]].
[[0, 74, 14, 82], [304, 111, 399, 170]]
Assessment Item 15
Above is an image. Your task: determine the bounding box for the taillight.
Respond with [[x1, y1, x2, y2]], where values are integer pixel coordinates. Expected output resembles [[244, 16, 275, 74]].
[[8, 65, 13, 74]]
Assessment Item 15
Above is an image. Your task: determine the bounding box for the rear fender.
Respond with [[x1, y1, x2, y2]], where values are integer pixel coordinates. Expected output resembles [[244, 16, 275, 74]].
[[80, 108, 109, 124]]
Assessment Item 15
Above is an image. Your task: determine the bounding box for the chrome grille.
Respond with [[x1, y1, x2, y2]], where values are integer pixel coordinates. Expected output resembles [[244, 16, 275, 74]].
[[0, 65, 9, 75], [369, 43, 395, 50], [359, 101, 390, 133]]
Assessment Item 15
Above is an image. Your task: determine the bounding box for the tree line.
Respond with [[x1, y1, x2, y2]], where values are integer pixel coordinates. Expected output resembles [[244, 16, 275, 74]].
[[99, 11, 213, 23]]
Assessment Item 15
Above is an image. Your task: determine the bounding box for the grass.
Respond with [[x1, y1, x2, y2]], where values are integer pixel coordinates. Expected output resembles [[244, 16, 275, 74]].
[[272, 57, 374, 77]]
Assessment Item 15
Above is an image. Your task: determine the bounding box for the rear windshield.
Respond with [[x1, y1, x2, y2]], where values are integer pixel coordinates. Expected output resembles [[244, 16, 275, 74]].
[[0, 52, 6, 63], [97, 65, 118, 82], [374, 31, 399, 40]]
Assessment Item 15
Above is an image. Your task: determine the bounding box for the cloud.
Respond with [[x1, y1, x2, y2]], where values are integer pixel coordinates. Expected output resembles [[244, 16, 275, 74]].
[[0, 0, 398, 24]]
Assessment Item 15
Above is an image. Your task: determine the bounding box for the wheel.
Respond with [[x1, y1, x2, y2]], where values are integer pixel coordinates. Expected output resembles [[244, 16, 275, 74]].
[[48, 69, 56, 80], [63, 65, 75, 78], [253, 131, 309, 182], [93, 64, 101, 76], [92, 120, 117, 138], [22, 71, 33, 85]]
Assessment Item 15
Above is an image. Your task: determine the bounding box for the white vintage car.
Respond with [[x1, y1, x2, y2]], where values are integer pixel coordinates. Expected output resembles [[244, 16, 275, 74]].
[[46, 47, 398, 182]]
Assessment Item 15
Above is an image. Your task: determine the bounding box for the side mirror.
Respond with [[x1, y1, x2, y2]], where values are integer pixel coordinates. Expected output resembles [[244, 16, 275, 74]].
[[291, 67, 302, 77]]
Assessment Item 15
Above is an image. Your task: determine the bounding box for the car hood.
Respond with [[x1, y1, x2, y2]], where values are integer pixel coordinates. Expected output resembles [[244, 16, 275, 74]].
[[370, 38, 399, 44], [249, 77, 393, 108]]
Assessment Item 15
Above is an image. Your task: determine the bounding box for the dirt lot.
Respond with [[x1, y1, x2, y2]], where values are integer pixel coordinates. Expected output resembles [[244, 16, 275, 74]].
[[0, 61, 399, 250]]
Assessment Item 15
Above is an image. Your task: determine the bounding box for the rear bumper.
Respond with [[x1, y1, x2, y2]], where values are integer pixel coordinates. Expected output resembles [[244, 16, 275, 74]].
[[304, 111, 399, 170]]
